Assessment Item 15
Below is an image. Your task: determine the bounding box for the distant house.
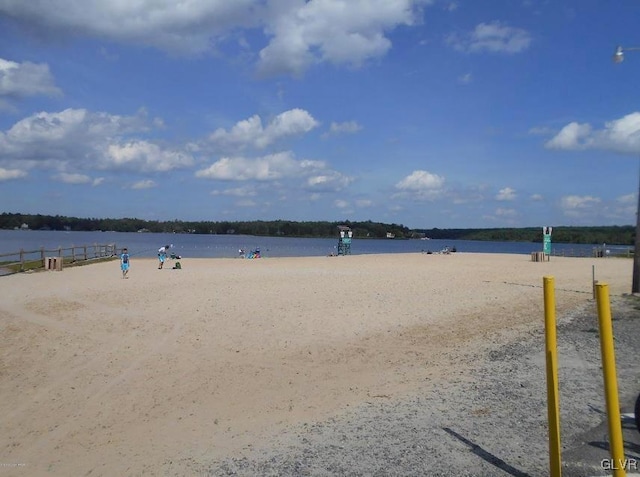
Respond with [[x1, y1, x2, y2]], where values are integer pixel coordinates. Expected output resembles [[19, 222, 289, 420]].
[[386, 232, 395, 239], [20, 223, 29, 230]]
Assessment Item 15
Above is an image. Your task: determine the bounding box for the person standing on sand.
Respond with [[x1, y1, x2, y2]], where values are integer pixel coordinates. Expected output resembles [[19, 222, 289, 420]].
[[158, 244, 170, 269], [120, 247, 130, 279]]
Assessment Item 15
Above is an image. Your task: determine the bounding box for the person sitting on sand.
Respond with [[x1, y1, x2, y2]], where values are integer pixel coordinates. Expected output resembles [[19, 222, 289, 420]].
[[120, 247, 130, 278]]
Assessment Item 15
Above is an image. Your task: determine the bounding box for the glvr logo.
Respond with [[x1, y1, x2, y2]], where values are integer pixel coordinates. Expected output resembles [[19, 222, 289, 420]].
[[601, 458, 638, 470]]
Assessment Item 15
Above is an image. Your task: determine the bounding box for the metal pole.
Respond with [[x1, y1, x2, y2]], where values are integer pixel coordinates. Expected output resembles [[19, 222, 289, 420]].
[[543, 276, 562, 477], [615, 47, 640, 293], [595, 282, 626, 477], [633, 159, 640, 293]]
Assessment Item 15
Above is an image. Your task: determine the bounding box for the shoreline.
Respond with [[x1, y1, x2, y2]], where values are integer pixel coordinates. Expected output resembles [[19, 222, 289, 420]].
[[0, 227, 622, 260]]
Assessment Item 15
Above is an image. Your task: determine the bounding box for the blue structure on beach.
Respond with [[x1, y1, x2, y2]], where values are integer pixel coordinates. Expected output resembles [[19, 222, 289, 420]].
[[337, 225, 352, 255]]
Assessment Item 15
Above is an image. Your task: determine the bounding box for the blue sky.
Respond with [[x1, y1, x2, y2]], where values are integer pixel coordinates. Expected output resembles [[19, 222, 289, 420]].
[[1, 0, 640, 229]]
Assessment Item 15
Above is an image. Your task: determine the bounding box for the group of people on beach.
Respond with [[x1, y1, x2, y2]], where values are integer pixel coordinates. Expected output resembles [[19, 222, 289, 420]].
[[238, 248, 261, 259], [119, 244, 182, 278]]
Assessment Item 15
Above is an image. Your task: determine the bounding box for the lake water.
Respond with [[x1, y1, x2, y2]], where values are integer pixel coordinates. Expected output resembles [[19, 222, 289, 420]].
[[0, 229, 626, 259]]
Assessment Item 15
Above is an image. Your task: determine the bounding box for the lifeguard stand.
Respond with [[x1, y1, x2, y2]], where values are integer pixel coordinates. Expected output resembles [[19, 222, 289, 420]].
[[337, 225, 352, 255]]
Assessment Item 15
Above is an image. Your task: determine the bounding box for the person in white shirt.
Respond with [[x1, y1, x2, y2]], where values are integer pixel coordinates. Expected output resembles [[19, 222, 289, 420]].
[[158, 244, 170, 269]]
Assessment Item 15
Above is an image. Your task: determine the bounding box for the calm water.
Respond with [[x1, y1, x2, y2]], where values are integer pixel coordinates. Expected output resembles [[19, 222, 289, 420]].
[[0, 229, 626, 259]]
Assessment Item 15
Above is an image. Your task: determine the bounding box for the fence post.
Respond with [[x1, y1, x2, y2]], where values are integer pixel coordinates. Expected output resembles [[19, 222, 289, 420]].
[[40, 247, 45, 268], [72, 246, 76, 263], [20, 248, 25, 272]]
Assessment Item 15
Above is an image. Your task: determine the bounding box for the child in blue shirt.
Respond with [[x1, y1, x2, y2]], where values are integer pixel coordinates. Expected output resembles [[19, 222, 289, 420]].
[[120, 247, 130, 278]]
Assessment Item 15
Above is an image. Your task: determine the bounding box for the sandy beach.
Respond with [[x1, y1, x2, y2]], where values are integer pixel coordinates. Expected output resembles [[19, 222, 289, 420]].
[[0, 252, 635, 476]]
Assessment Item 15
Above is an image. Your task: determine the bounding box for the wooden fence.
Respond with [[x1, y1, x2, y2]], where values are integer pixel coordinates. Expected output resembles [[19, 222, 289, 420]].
[[0, 243, 119, 275]]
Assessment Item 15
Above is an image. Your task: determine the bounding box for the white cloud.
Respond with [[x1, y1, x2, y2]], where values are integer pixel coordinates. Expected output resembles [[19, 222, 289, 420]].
[[131, 179, 156, 189], [615, 193, 637, 218], [196, 151, 321, 181], [0, 108, 193, 173], [617, 193, 635, 205], [106, 141, 194, 172], [603, 113, 640, 151], [356, 199, 373, 207], [0, 108, 147, 159], [209, 109, 319, 150], [396, 170, 444, 190], [0, 167, 27, 180], [334, 199, 349, 209], [306, 171, 353, 191], [496, 187, 516, 201], [0, 1, 432, 77], [530, 193, 543, 201], [196, 150, 352, 192], [561, 195, 601, 217], [330, 121, 362, 134], [546, 113, 640, 155], [258, 0, 430, 76], [0, 1, 261, 56], [53, 172, 92, 184], [447, 21, 532, 54], [210, 186, 257, 197], [0, 58, 61, 98], [394, 170, 445, 200], [545, 122, 592, 150]]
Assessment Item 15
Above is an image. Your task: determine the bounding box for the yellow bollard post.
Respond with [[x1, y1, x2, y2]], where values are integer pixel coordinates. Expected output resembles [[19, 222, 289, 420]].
[[543, 276, 562, 477], [595, 283, 627, 477]]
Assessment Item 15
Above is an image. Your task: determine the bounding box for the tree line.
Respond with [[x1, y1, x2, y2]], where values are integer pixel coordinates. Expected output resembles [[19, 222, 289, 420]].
[[419, 226, 634, 245], [0, 213, 634, 245], [0, 213, 412, 239]]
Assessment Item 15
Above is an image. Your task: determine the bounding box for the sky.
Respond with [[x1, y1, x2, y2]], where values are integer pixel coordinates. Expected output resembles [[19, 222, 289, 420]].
[[1, 0, 640, 229]]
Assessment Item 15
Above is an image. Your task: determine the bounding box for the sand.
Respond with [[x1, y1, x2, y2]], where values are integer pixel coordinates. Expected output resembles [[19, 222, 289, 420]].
[[0, 253, 633, 476]]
